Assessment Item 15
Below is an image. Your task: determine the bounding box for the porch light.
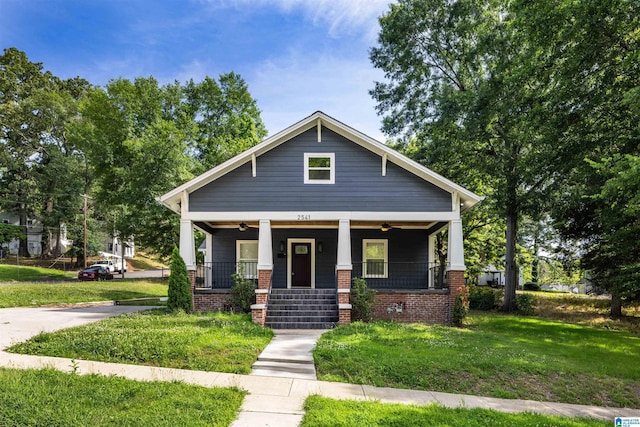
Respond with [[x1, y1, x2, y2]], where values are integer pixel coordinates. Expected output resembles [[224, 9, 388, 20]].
[[238, 222, 248, 232], [279, 240, 285, 252], [381, 223, 391, 232], [317, 241, 323, 253]]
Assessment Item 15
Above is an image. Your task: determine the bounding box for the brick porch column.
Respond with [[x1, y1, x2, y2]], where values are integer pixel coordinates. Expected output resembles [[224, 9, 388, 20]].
[[336, 219, 352, 325], [447, 270, 467, 323], [251, 220, 272, 327], [447, 218, 467, 324], [337, 270, 351, 325]]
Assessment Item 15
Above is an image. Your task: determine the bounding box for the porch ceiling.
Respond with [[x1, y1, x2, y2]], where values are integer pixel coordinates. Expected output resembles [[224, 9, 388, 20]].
[[195, 220, 440, 230]]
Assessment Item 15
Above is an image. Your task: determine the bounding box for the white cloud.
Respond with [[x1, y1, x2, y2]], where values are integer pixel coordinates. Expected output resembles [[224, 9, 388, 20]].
[[200, 0, 391, 42], [247, 49, 386, 140]]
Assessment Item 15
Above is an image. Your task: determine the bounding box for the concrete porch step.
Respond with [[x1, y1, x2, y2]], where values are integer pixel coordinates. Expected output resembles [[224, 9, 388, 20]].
[[264, 321, 337, 329]]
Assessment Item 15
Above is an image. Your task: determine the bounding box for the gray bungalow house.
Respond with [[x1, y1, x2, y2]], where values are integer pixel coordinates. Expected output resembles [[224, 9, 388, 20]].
[[160, 111, 482, 328]]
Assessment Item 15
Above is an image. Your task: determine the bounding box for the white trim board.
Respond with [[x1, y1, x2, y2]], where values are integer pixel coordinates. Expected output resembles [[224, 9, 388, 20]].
[[184, 211, 460, 222], [286, 238, 316, 289]]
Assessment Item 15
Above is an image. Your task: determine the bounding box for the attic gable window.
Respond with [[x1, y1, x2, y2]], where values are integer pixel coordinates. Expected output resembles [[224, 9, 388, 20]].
[[304, 153, 335, 184]]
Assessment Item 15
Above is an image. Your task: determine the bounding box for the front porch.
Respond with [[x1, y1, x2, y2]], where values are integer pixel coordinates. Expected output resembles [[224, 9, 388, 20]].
[[185, 218, 466, 327]]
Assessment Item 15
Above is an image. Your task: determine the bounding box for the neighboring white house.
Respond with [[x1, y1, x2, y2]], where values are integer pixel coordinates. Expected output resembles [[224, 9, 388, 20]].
[[0, 213, 72, 256], [104, 234, 135, 259], [476, 264, 524, 288]]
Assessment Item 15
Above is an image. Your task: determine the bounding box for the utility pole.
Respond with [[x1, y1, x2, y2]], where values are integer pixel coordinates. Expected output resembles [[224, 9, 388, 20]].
[[82, 194, 91, 268]]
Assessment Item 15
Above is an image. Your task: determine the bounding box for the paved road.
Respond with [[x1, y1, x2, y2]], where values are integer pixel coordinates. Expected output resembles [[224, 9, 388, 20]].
[[113, 268, 169, 280]]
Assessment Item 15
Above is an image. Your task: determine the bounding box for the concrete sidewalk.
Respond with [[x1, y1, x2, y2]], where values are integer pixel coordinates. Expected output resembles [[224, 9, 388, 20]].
[[1, 306, 638, 426], [1, 351, 638, 426]]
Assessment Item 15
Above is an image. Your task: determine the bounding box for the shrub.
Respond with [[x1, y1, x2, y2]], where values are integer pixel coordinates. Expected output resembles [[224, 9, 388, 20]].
[[228, 272, 256, 313], [350, 277, 377, 322], [523, 282, 541, 291], [452, 287, 469, 327], [516, 293, 537, 315], [468, 285, 500, 311], [167, 247, 193, 313]]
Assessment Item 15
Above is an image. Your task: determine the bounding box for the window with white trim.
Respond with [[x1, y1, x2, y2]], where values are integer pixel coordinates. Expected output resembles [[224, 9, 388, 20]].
[[362, 239, 388, 278], [236, 240, 258, 278], [304, 153, 335, 184]]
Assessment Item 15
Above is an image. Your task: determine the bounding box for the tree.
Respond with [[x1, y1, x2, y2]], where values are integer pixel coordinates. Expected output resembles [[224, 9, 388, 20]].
[[515, 0, 640, 316], [76, 74, 265, 258], [1, 48, 90, 258], [184, 73, 267, 172], [369, 0, 625, 311], [0, 48, 55, 256], [167, 246, 193, 312]]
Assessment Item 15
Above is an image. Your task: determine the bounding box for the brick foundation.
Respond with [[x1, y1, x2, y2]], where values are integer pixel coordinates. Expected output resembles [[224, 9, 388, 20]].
[[193, 290, 233, 312], [371, 290, 452, 324], [447, 270, 468, 319]]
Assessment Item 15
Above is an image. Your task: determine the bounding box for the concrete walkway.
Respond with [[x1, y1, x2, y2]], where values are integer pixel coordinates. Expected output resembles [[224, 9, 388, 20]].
[[1, 306, 639, 426]]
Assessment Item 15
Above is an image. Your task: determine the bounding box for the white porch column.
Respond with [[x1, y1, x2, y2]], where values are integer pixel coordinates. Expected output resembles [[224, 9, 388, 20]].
[[336, 219, 352, 270], [447, 219, 466, 271], [257, 219, 273, 270], [179, 219, 196, 270], [205, 233, 213, 265], [428, 233, 437, 288]]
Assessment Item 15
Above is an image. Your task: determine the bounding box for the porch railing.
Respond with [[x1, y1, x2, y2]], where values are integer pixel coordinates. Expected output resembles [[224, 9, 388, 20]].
[[195, 262, 258, 289], [351, 262, 448, 290]]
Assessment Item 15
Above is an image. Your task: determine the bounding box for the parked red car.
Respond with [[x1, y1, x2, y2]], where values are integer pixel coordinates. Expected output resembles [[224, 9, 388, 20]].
[[78, 266, 113, 281]]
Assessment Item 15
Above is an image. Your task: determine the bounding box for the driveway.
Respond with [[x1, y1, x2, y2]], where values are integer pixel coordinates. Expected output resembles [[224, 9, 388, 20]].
[[0, 305, 151, 350]]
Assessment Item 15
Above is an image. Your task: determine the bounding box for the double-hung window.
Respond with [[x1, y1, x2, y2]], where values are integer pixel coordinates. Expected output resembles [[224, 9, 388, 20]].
[[236, 240, 258, 279], [362, 239, 388, 278], [304, 153, 335, 184]]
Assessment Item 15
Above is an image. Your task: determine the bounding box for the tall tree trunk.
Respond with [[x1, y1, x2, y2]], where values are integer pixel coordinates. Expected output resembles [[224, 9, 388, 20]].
[[610, 291, 623, 319], [503, 211, 518, 311], [18, 211, 30, 257], [502, 148, 519, 312]]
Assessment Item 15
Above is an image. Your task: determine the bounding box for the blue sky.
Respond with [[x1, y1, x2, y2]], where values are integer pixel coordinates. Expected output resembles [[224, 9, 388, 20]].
[[1, 0, 392, 140]]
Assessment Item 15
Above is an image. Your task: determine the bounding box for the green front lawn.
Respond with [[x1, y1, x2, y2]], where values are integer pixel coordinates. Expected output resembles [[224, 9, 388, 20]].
[[7, 310, 273, 374], [0, 264, 74, 282], [0, 368, 244, 427], [314, 314, 640, 408], [0, 279, 168, 308], [301, 396, 608, 427]]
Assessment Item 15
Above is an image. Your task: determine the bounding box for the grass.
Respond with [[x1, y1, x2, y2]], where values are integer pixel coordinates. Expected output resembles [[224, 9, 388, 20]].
[[7, 310, 274, 374], [0, 264, 74, 282], [128, 251, 169, 270], [0, 278, 168, 308], [314, 314, 640, 408], [0, 368, 244, 427], [530, 291, 640, 334], [300, 395, 609, 427]]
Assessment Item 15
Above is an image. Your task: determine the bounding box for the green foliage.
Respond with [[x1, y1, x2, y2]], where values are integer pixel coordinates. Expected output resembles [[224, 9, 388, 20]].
[[0, 224, 24, 245], [314, 315, 640, 407], [167, 247, 192, 313], [228, 271, 257, 313], [350, 277, 377, 322], [452, 292, 468, 327], [516, 293, 537, 316], [301, 396, 609, 427], [8, 310, 273, 374], [0, 278, 167, 308], [468, 286, 500, 311], [0, 368, 245, 426], [523, 282, 541, 291], [0, 48, 91, 258]]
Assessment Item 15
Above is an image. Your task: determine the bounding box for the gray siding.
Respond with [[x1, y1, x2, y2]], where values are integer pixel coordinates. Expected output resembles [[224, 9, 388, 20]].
[[190, 127, 452, 212]]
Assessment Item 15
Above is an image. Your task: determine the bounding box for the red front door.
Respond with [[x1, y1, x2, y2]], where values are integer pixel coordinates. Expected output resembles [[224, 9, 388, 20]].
[[292, 243, 312, 287]]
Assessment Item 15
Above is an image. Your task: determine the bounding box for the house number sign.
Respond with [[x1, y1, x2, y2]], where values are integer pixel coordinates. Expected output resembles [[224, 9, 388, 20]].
[[297, 214, 311, 221]]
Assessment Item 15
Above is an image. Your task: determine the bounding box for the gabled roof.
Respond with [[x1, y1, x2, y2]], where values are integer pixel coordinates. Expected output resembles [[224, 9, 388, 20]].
[[160, 111, 483, 213]]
